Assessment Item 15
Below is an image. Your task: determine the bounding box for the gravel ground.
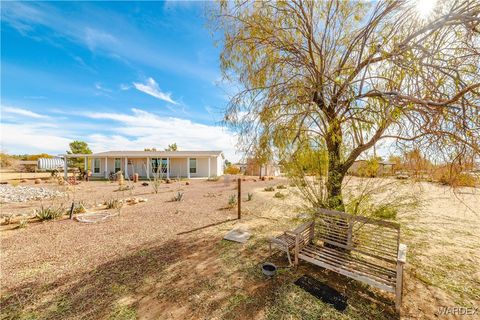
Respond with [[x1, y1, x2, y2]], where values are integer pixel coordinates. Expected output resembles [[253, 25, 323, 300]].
[[0, 185, 65, 205], [0, 176, 279, 291]]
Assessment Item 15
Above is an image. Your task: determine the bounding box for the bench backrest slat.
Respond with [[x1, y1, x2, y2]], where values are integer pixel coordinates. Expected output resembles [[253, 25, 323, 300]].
[[317, 208, 400, 263]]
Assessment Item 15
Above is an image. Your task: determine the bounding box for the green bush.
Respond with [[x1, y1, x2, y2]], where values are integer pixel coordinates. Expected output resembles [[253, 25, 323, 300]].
[[228, 194, 237, 207], [171, 192, 184, 202], [264, 186, 275, 192], [35, 205, 64, 221], [104, 199, 122, 209], [276, 184, 287, 189], [274, 192, 286, 199]]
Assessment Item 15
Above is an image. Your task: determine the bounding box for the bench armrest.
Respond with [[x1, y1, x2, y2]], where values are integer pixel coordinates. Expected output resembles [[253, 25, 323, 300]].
[[397, 243, 407, 264]]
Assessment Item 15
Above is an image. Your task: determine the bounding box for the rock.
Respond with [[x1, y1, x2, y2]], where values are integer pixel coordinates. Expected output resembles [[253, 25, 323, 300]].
[[141, 182, 149, 187], [186, 181, 190, 185], [166, 179, 171, 184], [0, 185, 66, 203], [20, 179, 27, 183], [34, 179, 41, 184], [139, 198, 147, 202]]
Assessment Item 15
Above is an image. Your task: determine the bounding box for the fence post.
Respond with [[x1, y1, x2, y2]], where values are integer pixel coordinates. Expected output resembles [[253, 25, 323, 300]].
[[69, 201, 75, 220], [237, 178, 241, 219]]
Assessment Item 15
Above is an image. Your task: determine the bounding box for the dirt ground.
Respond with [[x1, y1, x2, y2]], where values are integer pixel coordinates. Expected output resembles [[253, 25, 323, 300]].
[[0, 169, 51, 182], [0, 176, 479, 319]]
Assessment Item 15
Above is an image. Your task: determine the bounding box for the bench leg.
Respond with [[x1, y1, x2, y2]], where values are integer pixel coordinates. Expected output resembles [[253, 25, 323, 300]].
[[286, 248, 292, 266], [395, 262, 404, 312]]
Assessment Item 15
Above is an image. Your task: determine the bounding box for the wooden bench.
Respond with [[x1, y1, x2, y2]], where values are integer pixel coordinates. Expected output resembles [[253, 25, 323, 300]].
[[292, 209, 407, 311]]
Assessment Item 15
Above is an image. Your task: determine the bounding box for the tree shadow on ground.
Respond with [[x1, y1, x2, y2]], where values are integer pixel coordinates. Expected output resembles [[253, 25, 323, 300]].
[[1, 233, 400, 320]]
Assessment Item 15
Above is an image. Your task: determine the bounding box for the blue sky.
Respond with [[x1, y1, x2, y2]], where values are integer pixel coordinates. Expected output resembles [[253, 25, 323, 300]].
[[1, 1, 239, 160]]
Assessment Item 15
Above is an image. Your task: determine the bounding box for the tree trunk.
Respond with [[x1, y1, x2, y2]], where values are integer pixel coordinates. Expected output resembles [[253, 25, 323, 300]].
[[326, 138, 346, 211]]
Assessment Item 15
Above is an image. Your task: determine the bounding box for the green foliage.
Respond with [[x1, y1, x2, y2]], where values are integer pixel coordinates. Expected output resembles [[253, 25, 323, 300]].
[[67, 140, 92, 171], [228, 194, 237, 207], [264, 186, 275, 192], [357, 157, 381, 178], [71, 201, 87, 214], [276, 184, 287, 189], [104, 199, 122, 209], [35, 205, 64, 221], [274, 192, 286, 199], [165, 143, 178, 151], [171, 192, 184, 202]]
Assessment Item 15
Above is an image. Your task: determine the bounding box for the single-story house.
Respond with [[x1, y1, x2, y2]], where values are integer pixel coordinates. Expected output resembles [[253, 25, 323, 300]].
[[61, 150, 224, 180]]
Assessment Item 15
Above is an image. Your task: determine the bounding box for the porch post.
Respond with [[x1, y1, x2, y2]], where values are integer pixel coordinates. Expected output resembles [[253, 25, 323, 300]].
[[63, 156, 68, 179], [124, 157, 128, 177], [187, 157, 190, 179], [208, 157, 211, 178], [104, 157, 108, 178], [167, 157, 170, 179], [146, 157, 150, 179]]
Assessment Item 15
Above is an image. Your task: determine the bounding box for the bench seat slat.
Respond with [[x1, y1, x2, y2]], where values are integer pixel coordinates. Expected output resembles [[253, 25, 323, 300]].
[[300, 245, 396, 286], [299, 252, 396, 293], [314, 244, 397, 275]]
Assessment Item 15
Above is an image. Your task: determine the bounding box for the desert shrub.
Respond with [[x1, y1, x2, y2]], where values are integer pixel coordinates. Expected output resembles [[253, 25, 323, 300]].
[[370, 205, 398, 220], [264, 186, 275, 192], [0, 153, 16, 168], [224, 165, 241, 175], [10, 180, 20, 187], [276, 184, 287, 189], [434, 166, 477, 187], [344, 178, 421, 221], [171, 192, 184, 202], [207, 175, 220, 181], [274, 192, 286, 199], [104, 199, 122, 209], [72, 201, 87, 214], [17, 220, 28, 229], [247, 192, 253, 201], [228, 194, 237, 207], [35, 205, 64, 221]]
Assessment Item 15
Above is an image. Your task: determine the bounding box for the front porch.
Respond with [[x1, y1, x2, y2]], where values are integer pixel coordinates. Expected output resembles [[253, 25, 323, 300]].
[[63, 155, 215, 180]]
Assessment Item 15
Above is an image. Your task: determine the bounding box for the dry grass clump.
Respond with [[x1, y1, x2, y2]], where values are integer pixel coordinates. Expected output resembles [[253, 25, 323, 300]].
[[432, 166, 478, 187], [171, 192, 184, 202], [264, 186, 275, 192], [274, 191, 286, 199], [228, 194, 237, 207], [35, 205, 64, 221], [104, 198, 122, 209]]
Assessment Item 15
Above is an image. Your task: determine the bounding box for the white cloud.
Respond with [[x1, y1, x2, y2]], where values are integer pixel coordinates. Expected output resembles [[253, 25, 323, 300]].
[[0, 123, 71, 154], [1, 107, 240, 161], [133, 78, 178, 105], [86, 108, 238, 160], [1, 106, 49, 119]]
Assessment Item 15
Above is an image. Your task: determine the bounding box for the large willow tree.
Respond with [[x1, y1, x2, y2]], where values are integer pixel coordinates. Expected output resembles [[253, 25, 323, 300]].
[[216, 0, 480, 210]]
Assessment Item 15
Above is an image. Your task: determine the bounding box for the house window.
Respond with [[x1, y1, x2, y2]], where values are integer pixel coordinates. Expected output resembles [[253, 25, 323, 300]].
[[93, 159, 100, 173], [114, 158, 121, 173], [161, 158, 168, 174], [189, 158, 197, 174], [151, 158, 168, 174], [151, 158, 159, 173]]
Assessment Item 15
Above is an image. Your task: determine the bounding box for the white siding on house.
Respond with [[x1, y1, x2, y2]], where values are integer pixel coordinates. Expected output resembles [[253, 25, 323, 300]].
[[87, 154, 223, 179]]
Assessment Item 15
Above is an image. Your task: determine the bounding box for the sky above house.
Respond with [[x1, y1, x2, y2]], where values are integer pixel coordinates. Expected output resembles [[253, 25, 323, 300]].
[[1, 1, 240, 161]]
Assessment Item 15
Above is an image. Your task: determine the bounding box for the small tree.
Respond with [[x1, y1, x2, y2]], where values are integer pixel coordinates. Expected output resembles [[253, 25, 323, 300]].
[[165, 143, 178, 151], [67, 141, 92, 172]]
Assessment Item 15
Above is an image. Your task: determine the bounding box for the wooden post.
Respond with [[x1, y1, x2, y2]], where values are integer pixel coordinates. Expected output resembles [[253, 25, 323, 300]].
[[69, 201, 75, 220], [237, 178, 241, 219]]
